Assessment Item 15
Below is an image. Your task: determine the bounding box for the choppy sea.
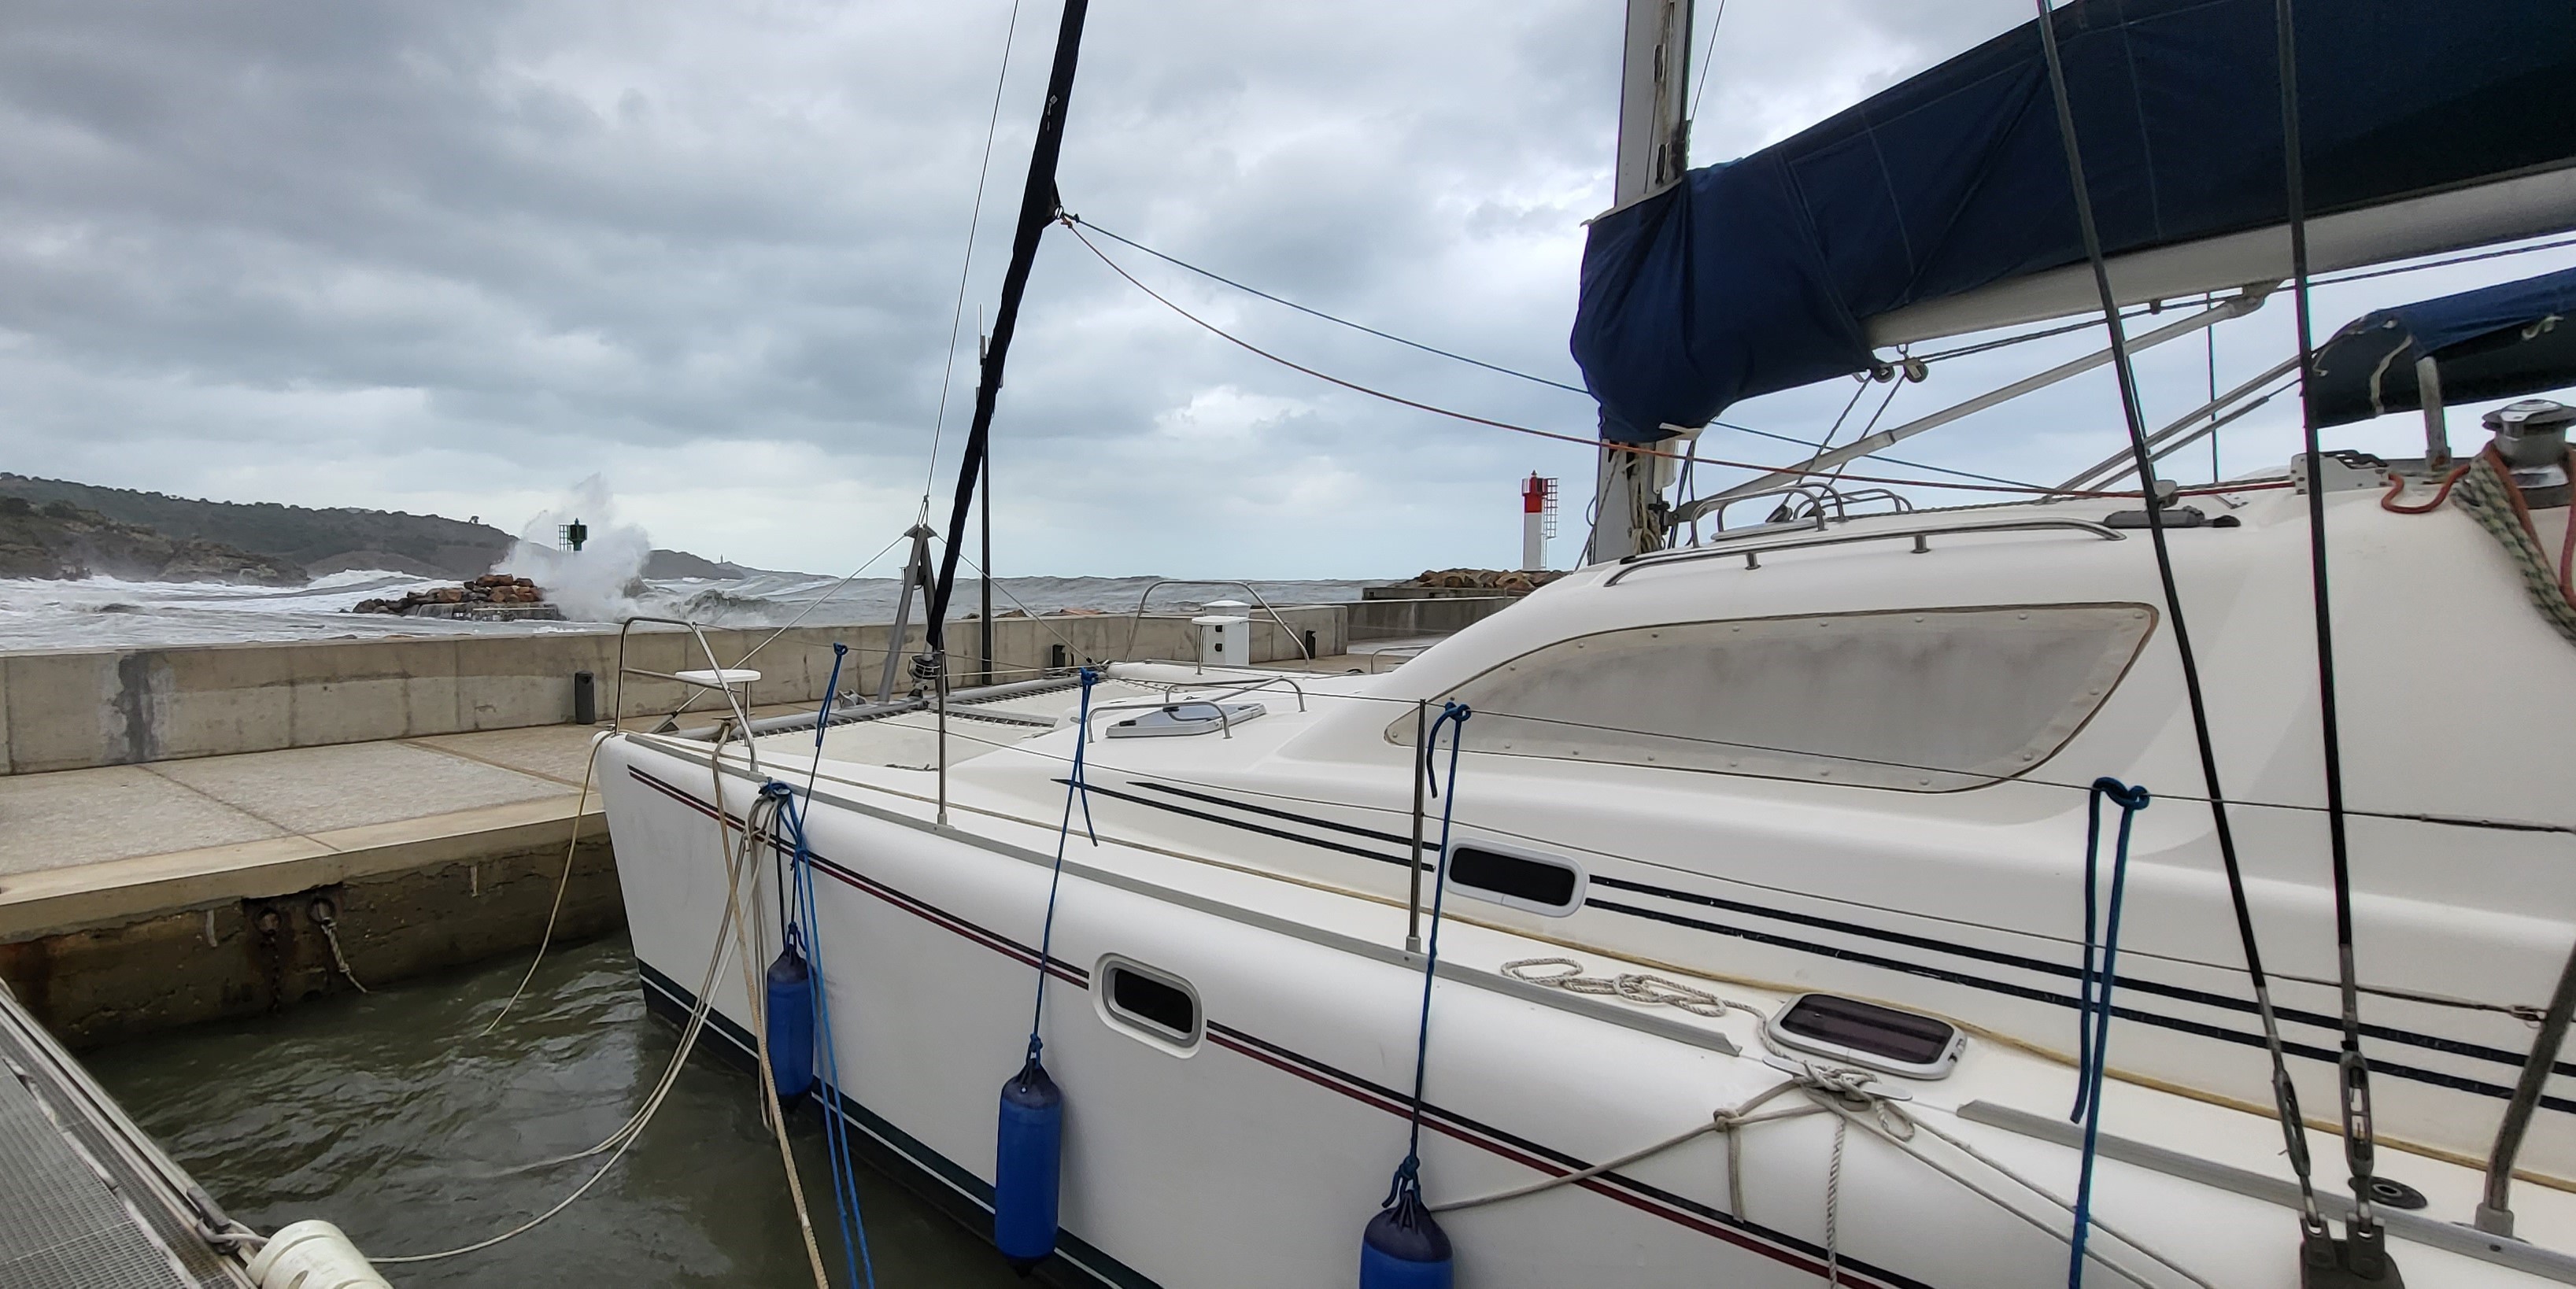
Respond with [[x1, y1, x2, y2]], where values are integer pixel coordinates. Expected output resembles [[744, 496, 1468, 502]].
[[0, 570, 1377, 652]]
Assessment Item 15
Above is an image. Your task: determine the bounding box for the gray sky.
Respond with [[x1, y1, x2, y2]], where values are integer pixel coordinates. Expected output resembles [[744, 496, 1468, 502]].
[[2, 0, 2568, 577]]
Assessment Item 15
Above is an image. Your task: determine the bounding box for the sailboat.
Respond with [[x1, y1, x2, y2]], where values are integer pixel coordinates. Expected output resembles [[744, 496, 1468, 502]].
[[597, 0, 2576, 1283]]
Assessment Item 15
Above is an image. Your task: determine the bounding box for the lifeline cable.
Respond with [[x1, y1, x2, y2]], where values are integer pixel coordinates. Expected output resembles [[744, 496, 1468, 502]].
[[2030, 0, 2331, 1243], [2277, 0, 2393, 1265]]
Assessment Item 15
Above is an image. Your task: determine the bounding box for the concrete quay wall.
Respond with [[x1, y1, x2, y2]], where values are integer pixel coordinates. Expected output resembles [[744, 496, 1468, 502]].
[[0, 811, 623, 1049], [0, 607, 1347, 775]]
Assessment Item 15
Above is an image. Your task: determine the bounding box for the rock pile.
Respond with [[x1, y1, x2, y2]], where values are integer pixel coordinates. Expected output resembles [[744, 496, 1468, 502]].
[[353, 574, 545, 615], [1388, 567, 1565, 594]]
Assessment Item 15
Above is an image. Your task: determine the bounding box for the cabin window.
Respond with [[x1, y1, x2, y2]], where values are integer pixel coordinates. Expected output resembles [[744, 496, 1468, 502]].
[[1447, 844, 1586, 917], [1391, 604, 2153, 792], [1095, 956, 1203, 1053]]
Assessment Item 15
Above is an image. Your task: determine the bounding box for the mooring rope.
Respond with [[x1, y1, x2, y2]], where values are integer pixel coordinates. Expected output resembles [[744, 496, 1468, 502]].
[[767, 775, 878, 1289], [378, 730, 767, 1265]]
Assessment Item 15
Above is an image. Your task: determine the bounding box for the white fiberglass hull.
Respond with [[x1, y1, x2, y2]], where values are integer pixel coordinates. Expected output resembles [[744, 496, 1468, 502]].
[[601, 731, 2574, 1289]]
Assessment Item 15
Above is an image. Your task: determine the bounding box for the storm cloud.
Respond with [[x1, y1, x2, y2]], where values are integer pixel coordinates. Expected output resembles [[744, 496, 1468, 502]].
[[0, 1, 2565, 576]]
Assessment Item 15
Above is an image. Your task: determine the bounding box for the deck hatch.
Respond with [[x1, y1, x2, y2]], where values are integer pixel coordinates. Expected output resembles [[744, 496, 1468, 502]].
[[1392, 604, 2155, 791]]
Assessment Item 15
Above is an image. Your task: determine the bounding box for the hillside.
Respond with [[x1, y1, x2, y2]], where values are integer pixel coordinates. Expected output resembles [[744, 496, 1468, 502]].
[[0, 497, 305, 583], [0, 475, 777, 582]]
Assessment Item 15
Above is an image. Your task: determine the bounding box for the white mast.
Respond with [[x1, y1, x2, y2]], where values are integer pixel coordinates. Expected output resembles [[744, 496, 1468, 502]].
[[1585, 0, 1695, 565]]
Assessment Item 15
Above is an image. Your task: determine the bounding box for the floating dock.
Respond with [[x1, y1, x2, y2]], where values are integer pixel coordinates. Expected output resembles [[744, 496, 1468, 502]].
[[1, 968, 254, 1287]]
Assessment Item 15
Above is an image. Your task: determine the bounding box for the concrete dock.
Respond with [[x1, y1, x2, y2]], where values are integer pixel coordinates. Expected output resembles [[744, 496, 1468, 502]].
[[0, 720, 623, 1047], [0, 596, 1510, 1048]]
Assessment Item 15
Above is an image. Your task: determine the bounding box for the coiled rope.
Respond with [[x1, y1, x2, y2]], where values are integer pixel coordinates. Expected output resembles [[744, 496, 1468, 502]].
[[2451, 447, 2576, 644]]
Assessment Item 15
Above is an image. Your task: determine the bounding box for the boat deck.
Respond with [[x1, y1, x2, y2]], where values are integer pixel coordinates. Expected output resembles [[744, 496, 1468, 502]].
[[0, 975, 253, 1287]]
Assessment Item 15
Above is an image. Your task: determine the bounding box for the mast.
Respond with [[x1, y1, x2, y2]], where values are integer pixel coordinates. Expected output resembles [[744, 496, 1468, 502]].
[[923, 0, 1092, 662], [1584, 0, 1693, 565]]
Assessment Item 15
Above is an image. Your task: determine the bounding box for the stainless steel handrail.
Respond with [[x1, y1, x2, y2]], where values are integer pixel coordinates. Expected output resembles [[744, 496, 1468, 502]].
[[1114, 579, 1315, 663], [1672, 484, 1839, 530], [1191, 673, 1308, 712], [610, 615, 766, 767], [1605, 517, 2125, 585]]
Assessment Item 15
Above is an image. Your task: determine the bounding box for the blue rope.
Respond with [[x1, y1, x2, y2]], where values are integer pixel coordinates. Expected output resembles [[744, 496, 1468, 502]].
[[760, 643, 881, 1289], [2068, 776, 2149, 1288], [759, 785, 876, 1289], [1387, 702, 1471, 1204], [1022, 668, 1100, 1076]]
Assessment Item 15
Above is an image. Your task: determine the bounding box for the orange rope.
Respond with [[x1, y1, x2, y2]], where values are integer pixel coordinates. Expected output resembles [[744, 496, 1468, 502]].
[[2379, 461, 2471, 514]]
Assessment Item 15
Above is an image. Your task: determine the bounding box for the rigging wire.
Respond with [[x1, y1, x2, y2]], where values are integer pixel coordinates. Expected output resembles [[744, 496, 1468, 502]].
[[2311, 232, 2576, 289], [1824, 373, 1907, 490], [922, 0, 1030, 500], [1687, 0, 1731, 121], [1066, 215, 1588, 397], [2276, 0, 2390, 1262], [1067, 212, 2040, 491], [1062, 217, 2282, 502], [2030, 0, 2334, 1249]]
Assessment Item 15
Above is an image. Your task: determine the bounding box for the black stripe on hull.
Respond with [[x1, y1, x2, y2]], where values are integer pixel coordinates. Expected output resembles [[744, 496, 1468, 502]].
[[1088, 777, 2574, 1110], [622, 762, 1929, 1287]]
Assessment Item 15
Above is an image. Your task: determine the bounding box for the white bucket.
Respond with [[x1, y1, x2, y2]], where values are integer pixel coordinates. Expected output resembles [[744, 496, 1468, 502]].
[[244, 1220, 393, 1289]]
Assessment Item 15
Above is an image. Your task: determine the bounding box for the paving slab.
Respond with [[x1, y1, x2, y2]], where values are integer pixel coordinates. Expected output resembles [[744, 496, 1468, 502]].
[[0, 766, 282, 877], [407, 724, 604, 787], [143, 741, 569, 835]]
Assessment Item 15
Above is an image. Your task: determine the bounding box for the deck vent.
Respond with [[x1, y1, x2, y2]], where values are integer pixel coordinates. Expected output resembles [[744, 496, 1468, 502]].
[[1096, 956, 1203, 1053], [1447, 844, 1586, 917], [1104, 702, 1266, 739], [1764, 992, 1964, 1079]]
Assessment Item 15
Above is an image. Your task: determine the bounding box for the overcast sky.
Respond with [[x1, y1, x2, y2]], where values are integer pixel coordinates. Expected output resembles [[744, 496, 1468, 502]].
[[2, 0, 2569, 578]]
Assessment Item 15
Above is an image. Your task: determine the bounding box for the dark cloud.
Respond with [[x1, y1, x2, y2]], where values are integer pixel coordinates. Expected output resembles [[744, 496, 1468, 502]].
[[0, 0, 2564, 576]]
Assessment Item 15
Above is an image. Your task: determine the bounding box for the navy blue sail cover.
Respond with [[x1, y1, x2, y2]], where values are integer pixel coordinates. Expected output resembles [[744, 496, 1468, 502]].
[[2311, 268, 2576, 427], [1571, 0, 2576, 443]]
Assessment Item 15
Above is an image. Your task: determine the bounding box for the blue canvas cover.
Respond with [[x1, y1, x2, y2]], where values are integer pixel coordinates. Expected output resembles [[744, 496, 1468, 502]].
[[2311, 267, 2576, 427], [1571, 0, 2576, 444]]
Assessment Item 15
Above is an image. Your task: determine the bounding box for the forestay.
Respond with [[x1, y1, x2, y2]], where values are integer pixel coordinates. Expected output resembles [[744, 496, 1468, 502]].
[[1569, 0, 2576, 444]]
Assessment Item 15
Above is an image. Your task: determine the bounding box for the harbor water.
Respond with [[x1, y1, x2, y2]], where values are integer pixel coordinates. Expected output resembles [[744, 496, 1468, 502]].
[[83, 933, 1024, 1287], [0, 570, 1376, 652]]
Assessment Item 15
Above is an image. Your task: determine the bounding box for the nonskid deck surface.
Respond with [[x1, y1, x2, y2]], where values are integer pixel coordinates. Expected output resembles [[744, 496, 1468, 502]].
[[759, 675, 1228, 770]]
